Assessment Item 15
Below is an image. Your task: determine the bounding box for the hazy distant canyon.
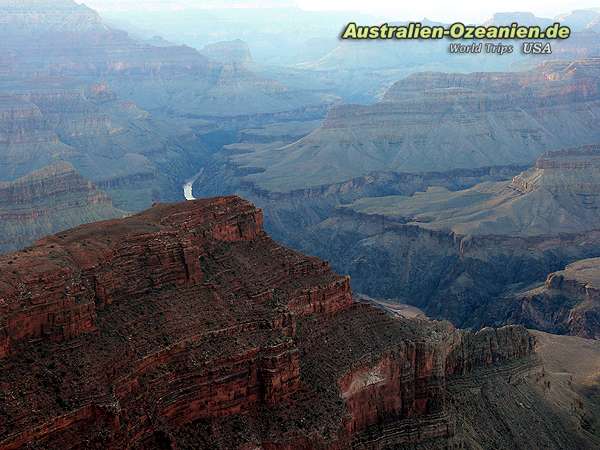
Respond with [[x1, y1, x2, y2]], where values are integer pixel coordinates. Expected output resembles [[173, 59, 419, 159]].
[[3, 1, 600, 448]]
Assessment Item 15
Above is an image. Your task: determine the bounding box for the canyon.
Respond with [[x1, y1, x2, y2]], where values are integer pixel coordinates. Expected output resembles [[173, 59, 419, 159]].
[[295, 146, 600, 335], [0, 0, 327, 117], [183, 63, 600, 346], [0, 82, 202, 220], [0, 0, 337, 255], [225, 59, 600, 192], [2, 2, 600, 448], [509, 257, 600, 339], [0, 197, 597, 449]]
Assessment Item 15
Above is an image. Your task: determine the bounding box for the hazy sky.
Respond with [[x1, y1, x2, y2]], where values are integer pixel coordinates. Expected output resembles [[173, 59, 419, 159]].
[[82, 0, 597, 22]]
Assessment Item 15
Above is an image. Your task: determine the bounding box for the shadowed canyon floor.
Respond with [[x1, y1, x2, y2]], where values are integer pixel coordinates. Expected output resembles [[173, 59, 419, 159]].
[[295, 146, 600, 336]]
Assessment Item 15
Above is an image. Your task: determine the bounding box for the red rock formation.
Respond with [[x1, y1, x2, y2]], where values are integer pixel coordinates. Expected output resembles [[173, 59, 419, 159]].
[[338, 345, 436, 434], [297, 303, 534, 449], [0, 197, 535, 449]]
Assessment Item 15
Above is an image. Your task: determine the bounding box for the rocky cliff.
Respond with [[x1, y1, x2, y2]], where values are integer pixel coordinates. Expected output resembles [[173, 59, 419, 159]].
[[0, 86, 194, 213], [0, 0, 330, 116], [0, 162, 123, 253], [1, 196, 580, 449], [508, 257, 600, 339], [228, 59, 600, 191], [302, 146, 600, 332]]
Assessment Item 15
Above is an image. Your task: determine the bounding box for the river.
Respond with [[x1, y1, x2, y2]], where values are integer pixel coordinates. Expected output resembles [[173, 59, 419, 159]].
[[183, 168, 204, 201]]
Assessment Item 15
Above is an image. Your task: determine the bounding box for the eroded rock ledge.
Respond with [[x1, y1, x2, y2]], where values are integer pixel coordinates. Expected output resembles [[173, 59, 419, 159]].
[[0, 162, 123, 254], [510, 257, 600, 339], [0, 197, 539, 449]]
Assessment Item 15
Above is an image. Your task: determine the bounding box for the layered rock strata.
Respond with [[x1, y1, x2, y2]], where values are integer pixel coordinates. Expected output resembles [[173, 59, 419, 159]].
[[306, 146, 600, 331], [0, 162, 123, 253], [229, 59, 600, 192], [509, 257, 600, 339], [0, 196, 551, 449]]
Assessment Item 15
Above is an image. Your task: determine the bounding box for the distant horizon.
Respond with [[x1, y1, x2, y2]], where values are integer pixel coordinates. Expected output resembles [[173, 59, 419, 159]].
[[81, 0, 600, 24]]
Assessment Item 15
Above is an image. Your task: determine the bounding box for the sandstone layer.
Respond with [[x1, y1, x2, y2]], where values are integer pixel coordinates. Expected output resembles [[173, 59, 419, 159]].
[[0, 196, 581, 449]]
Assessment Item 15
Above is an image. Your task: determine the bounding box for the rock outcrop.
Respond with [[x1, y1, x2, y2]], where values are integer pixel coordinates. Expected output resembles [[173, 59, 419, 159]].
[[228, 59, 600, 191], [509, 257, 600, 339], [302, 146, 600, 331], [0, 162, 123, 253], [200, 39, 254, 67], [0, 196, 570, 449], [0, 85, 200, 213]]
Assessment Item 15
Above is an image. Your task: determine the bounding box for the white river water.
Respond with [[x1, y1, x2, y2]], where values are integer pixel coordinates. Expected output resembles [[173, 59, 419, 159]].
[[183, 168, 204, 201]]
